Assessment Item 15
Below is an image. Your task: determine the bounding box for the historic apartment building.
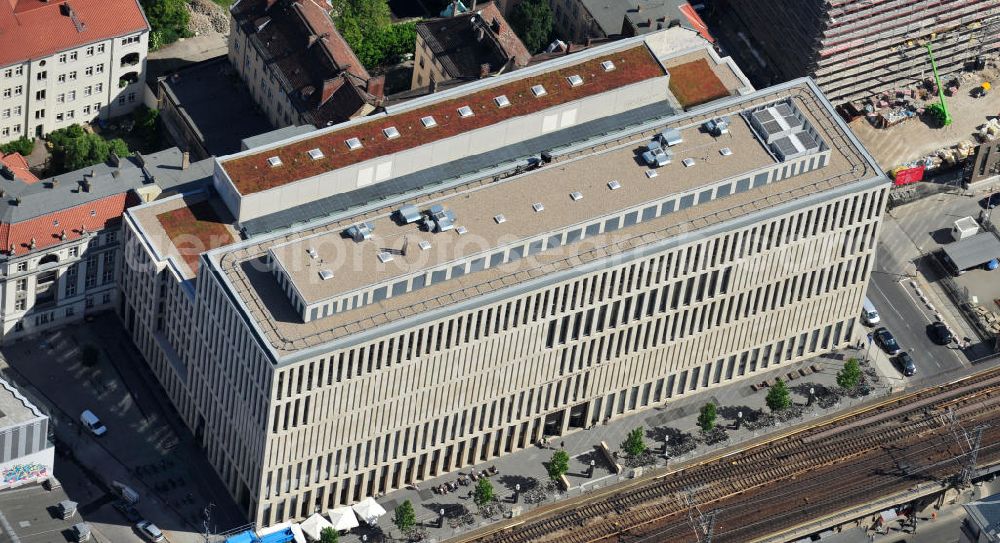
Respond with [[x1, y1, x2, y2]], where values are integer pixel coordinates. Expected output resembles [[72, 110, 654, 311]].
[[727, 0, 1000, 105], [549, 0, 714, 44], [120, 33, 886, 527], [228, 0, 385, 130], [411, 2, 530, 90], [0, 147, 213, 342], [0, 0, 149, 144]]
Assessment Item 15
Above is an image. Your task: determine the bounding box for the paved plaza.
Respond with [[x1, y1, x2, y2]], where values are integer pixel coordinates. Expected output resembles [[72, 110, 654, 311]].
[[332, 330, 906, 543]]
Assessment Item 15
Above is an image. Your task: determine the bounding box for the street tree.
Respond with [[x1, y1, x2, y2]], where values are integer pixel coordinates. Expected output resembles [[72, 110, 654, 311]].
[[622, 427, 647, 456], [332, 0, 416, 68], [473, 477, 494, 507], [508, 0, 554, 53], [547, 449, 570, 481], [320, 527, 338, 543], [393, 499, 416, 534], [698, 402, 717, 432], [837, 358, 863, 390], [766, 378, 792, 412]]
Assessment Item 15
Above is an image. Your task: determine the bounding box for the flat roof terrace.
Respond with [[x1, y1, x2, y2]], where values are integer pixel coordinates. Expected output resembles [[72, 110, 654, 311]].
[[220, 44, 666, 195], [0, 379, 44, 428], [212, 80, 881, 359], [269, 108, 774, 306]]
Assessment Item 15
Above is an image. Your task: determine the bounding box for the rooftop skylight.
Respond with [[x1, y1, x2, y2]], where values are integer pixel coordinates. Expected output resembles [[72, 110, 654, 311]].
[[531, 85, 547, 97], [307, 148, 324, 160], [345, 137, 362, 150], [567, 74, 583, 87], [267, 156, 282, 167], [494, 95, 510, 108], [457, 105, 474, 118], [421, 116, 437, 128], [383, 126, 400, 139]]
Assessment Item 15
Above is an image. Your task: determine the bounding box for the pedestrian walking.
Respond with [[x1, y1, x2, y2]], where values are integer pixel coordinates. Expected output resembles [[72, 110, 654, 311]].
[[560, 441, 565, 449]]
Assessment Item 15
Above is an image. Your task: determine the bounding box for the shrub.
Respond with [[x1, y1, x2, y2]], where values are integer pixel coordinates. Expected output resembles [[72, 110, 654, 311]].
[[0, 136, 34, 157]]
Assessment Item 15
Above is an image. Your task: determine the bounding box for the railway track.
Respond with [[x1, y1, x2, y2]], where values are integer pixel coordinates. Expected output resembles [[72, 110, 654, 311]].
[[466, 368, 1000, 543]]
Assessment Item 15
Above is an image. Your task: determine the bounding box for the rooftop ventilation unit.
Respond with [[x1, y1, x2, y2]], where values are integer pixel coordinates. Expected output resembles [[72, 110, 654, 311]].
[[657, 128, 683, 147], [531, 85, 547, 97], [345, 222, 374, 242], [421, 116, 437, 128], [494, 214, 506, 224], [318, 269, 334, 280], [307, 148, 324, 160], [306, 247, 318, 259], [682, 158, 696, 167], [704, 117, 731, 136], [345, 137, 362, 150], [720, 147, 733, 156], [377, 252, 394, 264], [642, 147, 671, 168], [601, 60, 615, 72], [396, 204, 421, 224], [645, 169, 658, 178], [418, 240, 432, 251], [570, 191, 583, 201], [532, 202, 544, 212], [457, 105, 474, 118], [566, 74, 583, 87], [383, 126, 400, 139], [607, 180, 621, 190], [494, 95, 510, 108], [425, 204, 456, 232], [267, 156, 282, 167], [456, 226, 468, 235]]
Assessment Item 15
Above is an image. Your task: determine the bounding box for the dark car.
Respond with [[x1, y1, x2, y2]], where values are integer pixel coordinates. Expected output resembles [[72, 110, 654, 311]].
[[873, 327, 901, 355], [113, 501, 141, 522], [896, 352, 917, 376], [928, 321, 954, 345], [980, 192, 1000, 209]]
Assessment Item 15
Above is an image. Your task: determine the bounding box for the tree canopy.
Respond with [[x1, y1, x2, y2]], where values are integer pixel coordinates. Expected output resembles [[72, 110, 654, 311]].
[[622, 427, 647, 456], [319, 527, 338, 543], [547, 449, 570, 481], [508, 0, 554, 53], [393, 499, 416, 534], [47, 125, 129, 174], [766, 378, 792, 412], [332, 0, 417, 68], [473, 477, 494, 507], [698, 402, 717, 432], [142, 0, 191, 50], [837, 358, 863, 390], [0, 136, 34, 157]]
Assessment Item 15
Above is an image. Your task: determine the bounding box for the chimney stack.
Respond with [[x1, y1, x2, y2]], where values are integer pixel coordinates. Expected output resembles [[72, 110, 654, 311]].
[[365, 75, 385, 100], [181, 151, 190, 170]]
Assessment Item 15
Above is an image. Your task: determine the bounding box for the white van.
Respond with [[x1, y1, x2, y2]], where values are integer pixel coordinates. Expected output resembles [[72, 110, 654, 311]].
[[80, 410, 107, 436], [861, 296, 880, 325], [112, 481, 140, 505]]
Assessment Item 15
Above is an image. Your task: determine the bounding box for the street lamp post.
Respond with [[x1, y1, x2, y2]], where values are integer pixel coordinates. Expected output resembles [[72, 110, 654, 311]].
[[439, 508, 446, 529], [589, 459, 595, 478], [514, 483, 520, 503], [736, 411, 743, 431], [809, 387, 815, 407]]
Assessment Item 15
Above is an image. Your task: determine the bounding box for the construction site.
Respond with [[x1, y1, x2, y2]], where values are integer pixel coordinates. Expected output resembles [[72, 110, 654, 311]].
[[723, 0, 1000, 173]]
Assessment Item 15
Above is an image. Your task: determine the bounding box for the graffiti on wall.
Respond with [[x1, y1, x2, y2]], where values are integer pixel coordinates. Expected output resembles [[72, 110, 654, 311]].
[[1, 462, 47, 487]]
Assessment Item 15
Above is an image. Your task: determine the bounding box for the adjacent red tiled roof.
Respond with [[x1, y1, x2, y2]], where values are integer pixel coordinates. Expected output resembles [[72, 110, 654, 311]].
[[223, 44, 666, 194], [478, 2, 530, 67], [0, 0, 148, 66], [0, 152, 39, 184], [679, 4, 715, 44], [295, 0, 369, 82], [0, 192, 135, 255]]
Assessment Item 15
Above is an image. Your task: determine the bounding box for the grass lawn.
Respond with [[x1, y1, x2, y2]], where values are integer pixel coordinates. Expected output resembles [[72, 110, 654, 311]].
[[212, 0, 234, 7], [668, 59, 730, 109]]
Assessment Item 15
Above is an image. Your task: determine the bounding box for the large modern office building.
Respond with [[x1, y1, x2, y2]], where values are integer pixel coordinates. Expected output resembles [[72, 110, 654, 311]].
[[120, 31, 887, 526]]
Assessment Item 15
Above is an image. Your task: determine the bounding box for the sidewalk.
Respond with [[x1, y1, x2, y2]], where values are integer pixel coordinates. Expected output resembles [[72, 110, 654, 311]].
[[340, 334, 902, 542]]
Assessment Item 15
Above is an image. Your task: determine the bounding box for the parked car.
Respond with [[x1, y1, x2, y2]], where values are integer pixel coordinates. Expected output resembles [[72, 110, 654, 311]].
[[873, 327, 901, 355], [112, 501, 141, 522], [136, 520, 165, 543], [861, 296, 880, 326], [79, 410, 106, 436], [896, 352, 917, 377], [928, 321, 954, 345]]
